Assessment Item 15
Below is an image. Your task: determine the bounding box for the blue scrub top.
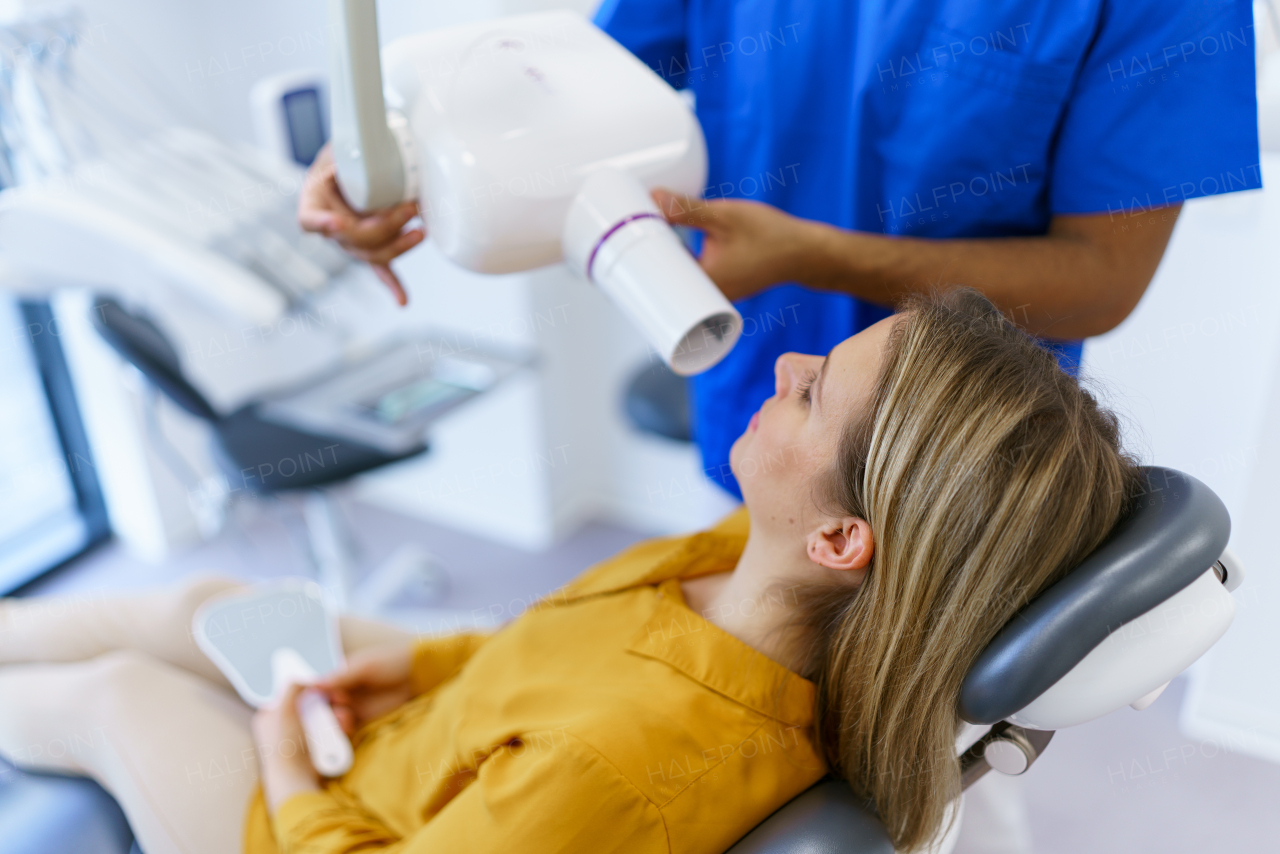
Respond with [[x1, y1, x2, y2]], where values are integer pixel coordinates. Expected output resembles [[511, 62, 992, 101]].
[[596, 0, 1261, 498]]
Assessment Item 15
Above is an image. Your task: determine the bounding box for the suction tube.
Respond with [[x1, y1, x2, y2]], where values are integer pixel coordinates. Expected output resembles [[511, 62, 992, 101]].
[[563, 169, 742, 375]]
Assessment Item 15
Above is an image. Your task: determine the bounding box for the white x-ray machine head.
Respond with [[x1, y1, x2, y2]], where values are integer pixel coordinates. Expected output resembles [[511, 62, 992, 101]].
[[327, 1, 742, 375]]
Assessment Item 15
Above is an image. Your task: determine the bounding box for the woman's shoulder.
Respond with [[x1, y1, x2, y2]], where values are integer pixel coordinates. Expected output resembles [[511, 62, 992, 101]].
[[553, 508, 750, 604]]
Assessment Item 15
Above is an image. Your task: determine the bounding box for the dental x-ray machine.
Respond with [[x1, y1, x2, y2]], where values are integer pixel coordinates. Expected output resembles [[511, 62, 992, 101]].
[[327, 2, 742, 375]]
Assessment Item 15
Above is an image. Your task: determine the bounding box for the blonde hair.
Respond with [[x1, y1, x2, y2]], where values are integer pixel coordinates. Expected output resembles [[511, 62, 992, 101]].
[[796, 288, 1142, 851]]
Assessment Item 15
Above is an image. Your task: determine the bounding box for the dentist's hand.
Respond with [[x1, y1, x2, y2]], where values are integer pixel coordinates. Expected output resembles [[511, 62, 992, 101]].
[[652, 189, 817, 302], [298, 143, 424, 306], [315, 642, 416, 734]]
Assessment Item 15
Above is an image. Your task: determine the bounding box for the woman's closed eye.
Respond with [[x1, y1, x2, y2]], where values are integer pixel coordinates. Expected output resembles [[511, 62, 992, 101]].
[[796, 369, 818, 405]]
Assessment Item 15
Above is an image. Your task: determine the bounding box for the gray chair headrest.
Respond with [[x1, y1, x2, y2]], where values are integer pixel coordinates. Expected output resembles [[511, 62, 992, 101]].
[[959, 466, 1230, 725], [726, 779, 892, 854]]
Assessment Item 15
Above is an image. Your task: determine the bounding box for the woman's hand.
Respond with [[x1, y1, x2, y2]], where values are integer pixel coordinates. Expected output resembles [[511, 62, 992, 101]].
[[316, 642, 417, 735], [251, 683, 321, 812], [298, 143, 424, 306], [651, 189, 821, 302]]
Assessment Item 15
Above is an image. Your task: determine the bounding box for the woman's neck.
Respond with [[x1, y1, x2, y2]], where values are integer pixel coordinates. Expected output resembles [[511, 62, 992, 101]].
[[680, 531, 810, 672]]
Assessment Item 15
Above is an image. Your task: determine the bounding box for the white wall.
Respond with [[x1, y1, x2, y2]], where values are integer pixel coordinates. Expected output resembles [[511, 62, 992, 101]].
[[1081, 156, 1280, 765], [16, 0, 593, 146]]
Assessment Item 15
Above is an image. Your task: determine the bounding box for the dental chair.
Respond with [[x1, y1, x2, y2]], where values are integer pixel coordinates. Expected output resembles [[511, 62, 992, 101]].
[[728, 465, 1240, 853], [89, 295, 428, 493], [87, 295, 430, 602], [0, 467, 1240, 854]]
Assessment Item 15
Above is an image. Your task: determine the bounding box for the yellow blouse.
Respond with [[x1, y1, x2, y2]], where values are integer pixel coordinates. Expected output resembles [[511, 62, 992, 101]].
[[244, 508, 826, 854]]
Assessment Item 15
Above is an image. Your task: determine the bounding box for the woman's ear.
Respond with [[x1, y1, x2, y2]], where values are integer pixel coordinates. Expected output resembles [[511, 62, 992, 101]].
[[806, 517, 874, 577]]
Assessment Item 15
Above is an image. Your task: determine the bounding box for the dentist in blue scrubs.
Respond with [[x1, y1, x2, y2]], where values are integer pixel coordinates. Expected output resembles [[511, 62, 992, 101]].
[[593, 0, 1261, 500]]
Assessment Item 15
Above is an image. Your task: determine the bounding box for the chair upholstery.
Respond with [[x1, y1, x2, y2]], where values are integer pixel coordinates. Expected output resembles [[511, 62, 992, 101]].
[[90, 294, 426, 495], [91, 296, 218, 422], [959, 467, 1230, 725], [212, 404, 420, 493], [623, 361, 691, 442], [0, 759, 134, 854], [725, 780, 894, 854]]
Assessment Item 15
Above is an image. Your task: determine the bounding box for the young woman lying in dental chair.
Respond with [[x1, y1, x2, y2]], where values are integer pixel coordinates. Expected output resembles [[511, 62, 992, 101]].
[[0, 289, 1142, 854]]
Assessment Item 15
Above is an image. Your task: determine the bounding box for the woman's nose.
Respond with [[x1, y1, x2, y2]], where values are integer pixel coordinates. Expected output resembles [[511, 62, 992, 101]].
[[775, 352, 824, 398], [774, 352, 804, 397]]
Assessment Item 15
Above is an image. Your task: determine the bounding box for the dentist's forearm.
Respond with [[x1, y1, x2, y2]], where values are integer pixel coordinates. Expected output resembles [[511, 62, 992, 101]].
[[794, 207, 1180, 340]]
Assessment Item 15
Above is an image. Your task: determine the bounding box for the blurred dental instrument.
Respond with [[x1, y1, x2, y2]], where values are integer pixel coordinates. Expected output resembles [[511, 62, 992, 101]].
[[0, 5, 347, 324]]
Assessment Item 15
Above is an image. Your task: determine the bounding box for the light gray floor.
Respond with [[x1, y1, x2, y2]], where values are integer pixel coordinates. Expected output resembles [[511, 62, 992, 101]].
[[19, 497, 1280, 853], [977, 675, 1280, 854], [22, 492, 648, 613]]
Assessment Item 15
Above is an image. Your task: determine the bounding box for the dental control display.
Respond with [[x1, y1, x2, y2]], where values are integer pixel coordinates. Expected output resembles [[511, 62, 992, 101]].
[[260, 341, 521, 455]]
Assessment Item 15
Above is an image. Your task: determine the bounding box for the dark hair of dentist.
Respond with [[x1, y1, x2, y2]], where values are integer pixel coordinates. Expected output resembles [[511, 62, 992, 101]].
[[248, 289, 1142, 853]]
